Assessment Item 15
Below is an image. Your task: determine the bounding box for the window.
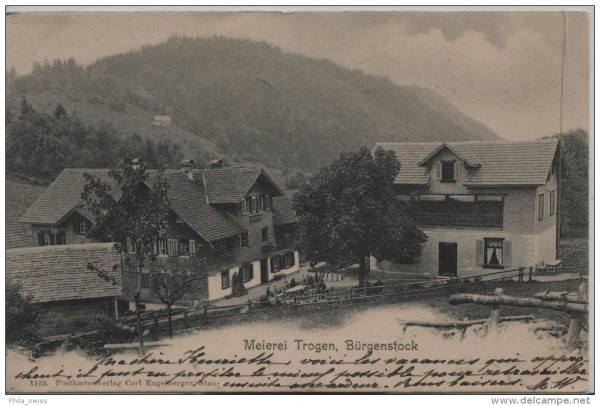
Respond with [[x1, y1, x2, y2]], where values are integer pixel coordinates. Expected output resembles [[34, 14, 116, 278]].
[[241, 199, 249, 215], [283, 252, 295, 268], [550, 191, 555, 216], [78, 220, 89, 234], [189, 239, 196, 254], [240, 263, 254, 282], [159, 239, 167, 255], [126, 237, 136, 254], [441, 161, 455, 181], [239, 232, 250, 248], [539, 194, 544, 221], [484, 238, 504, 268], [270, 255, 280, 273], [265, 194, 271, 210], [221, 270, 230, 290], [167, 238, 179, 256], [56, 233, 66, 245], [261, 227, 269, 242], [251, 196, 257, 213]]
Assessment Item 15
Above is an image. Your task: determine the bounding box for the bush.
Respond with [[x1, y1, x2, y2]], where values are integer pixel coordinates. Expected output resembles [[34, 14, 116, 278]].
[[6, 281, 41, 347], [559, 239, 588, 267]]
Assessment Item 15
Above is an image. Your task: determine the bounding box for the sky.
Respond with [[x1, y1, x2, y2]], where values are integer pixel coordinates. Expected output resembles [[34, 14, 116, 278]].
[[5, 8, 591, 141]]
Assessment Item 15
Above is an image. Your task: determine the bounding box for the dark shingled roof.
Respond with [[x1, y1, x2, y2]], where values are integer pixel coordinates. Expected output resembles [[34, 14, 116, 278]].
[[272, 196, 298, 225], [6, 243, 122, 303], [203, 167, 284, 204], [20, 166, 291, 243], [375, 139, 560, 186], [5, 215, 33, 249], [19, 169, 121, 225], [158, 171, 246, 242]]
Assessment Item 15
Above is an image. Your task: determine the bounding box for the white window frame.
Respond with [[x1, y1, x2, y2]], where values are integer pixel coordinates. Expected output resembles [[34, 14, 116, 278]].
[[159, 239, 167, 256], [78, 220, 88, 234], [126, 237, 136, 254]]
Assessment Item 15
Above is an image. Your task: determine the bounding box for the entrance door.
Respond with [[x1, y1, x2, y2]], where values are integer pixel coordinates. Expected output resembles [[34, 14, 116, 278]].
[[439, 243, 458, 276], [260, 259, 269, 283]]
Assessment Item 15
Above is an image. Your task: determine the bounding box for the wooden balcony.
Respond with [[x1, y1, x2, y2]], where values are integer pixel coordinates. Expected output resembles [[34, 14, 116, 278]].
[[415, 212, 503, 229]]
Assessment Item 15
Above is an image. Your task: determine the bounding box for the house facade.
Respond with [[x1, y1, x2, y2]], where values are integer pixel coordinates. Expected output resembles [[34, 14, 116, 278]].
[[375, 139, 567, 277], [19, 163, 299, 305]]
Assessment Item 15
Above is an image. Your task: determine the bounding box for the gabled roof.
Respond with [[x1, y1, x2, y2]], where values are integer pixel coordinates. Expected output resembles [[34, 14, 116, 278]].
[[375, 139, 561, 186], [416, 143, 480, 168], [19, 169, 121, 225], [203, 167, 284, 204], [155, 170, 246, 242], [272, 196, 298, 225], [6, 243, 122, 303], [20, 166, 290, 243]]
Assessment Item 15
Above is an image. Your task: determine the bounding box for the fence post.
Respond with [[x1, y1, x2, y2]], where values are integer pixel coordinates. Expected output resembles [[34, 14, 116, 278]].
[[488, 288, 503, 332], [248, 302, 253, 313], [183, 310, 188, 329], [579, 262, 583, 281], [528, 266, 533, 283], [203, 305, 208, 319], [518, 267, 524, 283], [566, 283, 587, 347]]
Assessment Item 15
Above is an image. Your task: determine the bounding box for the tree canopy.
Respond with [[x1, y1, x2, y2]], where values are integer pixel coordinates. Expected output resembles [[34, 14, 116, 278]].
[[6, 98, 183, 181], [293, 147, 427, 285], [82, 162, 172, 354]]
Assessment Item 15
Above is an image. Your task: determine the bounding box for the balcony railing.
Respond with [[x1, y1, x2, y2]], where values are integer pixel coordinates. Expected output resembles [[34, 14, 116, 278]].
[[415, 212, 503, 229]]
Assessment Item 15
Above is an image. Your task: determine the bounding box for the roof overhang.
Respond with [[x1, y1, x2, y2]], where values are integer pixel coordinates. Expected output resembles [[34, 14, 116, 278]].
[[417, 143, 480, 168]]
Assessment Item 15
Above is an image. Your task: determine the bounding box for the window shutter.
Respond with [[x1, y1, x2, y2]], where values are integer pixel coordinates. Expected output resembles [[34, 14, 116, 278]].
[[249, 263, 254, 280], [454, 162, 461, 180], [503, 240, 512, 267], [434, 162, 441, 180], [248, 232, 251, 247], [38, 232, 45, 246], [152, 242, 158, 255], [189, 239, 196, 254], [167, 239, 172, 255], [476, 239, 484, 266]]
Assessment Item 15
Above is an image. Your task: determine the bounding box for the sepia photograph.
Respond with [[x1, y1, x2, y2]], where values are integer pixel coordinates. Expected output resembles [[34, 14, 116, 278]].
[[3, 6, 593, 397]]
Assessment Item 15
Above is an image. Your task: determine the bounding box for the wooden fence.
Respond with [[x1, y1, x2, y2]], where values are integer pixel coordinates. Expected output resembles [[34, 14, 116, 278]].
[[118, 264, 588, 330]]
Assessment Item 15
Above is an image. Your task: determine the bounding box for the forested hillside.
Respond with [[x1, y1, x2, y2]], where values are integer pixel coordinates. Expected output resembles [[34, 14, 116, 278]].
[[7, 36, 499, 173]]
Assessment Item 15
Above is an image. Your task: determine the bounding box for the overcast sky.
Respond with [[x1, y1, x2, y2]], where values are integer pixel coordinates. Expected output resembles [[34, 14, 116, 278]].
[[6, 9, 590, 141]]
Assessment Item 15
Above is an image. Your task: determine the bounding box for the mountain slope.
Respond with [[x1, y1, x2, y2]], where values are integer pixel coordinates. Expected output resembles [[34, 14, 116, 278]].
[[8, 36, 500, 172]]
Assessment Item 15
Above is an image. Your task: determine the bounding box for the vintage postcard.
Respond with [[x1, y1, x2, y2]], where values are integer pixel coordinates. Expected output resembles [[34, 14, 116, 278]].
[[4, 7, 592, 395]]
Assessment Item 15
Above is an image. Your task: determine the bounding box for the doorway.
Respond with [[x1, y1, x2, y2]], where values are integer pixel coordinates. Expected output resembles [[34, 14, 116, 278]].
[[439, 242, 458, 276], [260, 258, 269, 283]]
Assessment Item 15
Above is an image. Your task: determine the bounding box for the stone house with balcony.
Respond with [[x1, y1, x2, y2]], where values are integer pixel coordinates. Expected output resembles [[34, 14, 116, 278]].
[[19, 163, 299, 307], [374, 139, 567, 277]]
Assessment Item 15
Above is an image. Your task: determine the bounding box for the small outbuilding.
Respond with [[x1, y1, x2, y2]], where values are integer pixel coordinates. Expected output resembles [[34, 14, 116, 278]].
[[6, 243, 122, 336]]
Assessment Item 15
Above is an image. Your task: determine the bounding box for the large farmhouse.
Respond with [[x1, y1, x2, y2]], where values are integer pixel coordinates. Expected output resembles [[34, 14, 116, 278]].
[[19, 162, 299, 305], [375, 139, 567, 277]]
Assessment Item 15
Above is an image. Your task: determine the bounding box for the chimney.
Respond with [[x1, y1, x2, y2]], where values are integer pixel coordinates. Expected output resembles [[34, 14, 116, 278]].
[[180, 159, 194, 180], [210, 159, 224, 169], [129, 158, 142, 170]]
